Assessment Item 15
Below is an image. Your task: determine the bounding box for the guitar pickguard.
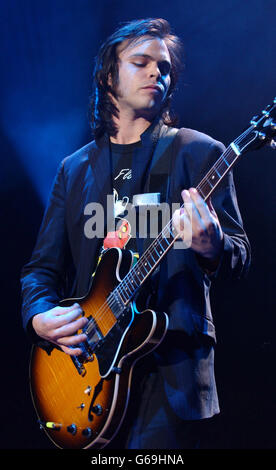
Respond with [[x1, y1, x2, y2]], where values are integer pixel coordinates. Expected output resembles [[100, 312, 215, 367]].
[[95, 304, 134, 378]]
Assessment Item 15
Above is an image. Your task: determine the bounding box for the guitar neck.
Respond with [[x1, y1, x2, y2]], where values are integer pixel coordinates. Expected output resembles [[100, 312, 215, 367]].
[[197, 142, 241, 201], [114, 124, 257, 305]]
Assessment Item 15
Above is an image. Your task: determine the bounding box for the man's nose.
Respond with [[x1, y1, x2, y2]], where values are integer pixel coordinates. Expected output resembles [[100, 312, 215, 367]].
[[149, 63, 161, 79]]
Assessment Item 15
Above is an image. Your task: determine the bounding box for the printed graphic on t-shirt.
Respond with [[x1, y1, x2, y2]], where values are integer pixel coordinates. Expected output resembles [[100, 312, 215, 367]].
[[114, 168, 132, 181], [103, 189, 132, 250], [103, 164, 134, 251]]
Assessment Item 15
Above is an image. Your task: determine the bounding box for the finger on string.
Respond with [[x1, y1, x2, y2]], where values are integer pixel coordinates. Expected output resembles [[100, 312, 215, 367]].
[[55, 315, 88, 335], [57, 332, 88, 347], [182, 189, 207, 234], [55, 302, 83, 316], [173, 207, 190, 234], [188, 188, 213, 225], [181, 190, 198, 219], [60, 345, 83, 356], [55, 307, 85, 328]]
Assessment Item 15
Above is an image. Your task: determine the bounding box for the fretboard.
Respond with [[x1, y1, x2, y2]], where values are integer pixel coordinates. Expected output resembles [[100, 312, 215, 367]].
[[114, 218, 178, 305], [196, 142, 240, 200]]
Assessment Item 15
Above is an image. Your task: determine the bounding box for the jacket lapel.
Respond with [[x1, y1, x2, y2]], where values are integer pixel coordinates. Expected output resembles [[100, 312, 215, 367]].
[[88, 135, 112, 197], [87, 135, 113, 233]]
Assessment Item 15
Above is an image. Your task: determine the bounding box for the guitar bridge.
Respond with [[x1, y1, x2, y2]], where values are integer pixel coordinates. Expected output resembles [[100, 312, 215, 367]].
[[70, 355, 86, 376], [82, 316, 104, 353], [70, 316, 105, 375]]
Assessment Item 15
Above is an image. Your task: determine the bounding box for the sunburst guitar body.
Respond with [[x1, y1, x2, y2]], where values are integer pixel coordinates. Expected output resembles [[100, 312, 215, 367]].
[[30, 247, 168, 449]]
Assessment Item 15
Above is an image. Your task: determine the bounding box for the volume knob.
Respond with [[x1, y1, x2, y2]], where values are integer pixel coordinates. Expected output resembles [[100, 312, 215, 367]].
[[82, 427, 93, 438], [92, 404, 103, 416], [67, 423, 77, 435]]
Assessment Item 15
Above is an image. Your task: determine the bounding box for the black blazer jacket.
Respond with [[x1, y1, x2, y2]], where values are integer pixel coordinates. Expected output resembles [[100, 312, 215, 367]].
[[21, 120, 250, 420]]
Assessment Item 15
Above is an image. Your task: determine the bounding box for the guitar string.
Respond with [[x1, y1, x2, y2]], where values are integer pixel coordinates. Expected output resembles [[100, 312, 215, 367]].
[[197, 125, 255, 194], [83, 125, 256, 337]]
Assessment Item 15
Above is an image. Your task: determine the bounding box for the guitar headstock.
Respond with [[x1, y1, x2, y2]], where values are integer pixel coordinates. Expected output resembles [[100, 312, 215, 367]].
[[235, 98, 276, 154]]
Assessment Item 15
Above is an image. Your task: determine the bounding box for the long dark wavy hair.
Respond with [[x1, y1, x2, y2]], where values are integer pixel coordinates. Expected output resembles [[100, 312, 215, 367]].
[[89, 18, 183, 139]]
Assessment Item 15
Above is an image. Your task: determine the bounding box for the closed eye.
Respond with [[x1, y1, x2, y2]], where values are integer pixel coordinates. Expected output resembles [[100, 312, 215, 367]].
[[129, 54, 171, 76]]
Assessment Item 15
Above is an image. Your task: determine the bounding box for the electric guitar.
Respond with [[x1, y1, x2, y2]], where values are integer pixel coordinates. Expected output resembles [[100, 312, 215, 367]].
[[30, 99, 276, 449]]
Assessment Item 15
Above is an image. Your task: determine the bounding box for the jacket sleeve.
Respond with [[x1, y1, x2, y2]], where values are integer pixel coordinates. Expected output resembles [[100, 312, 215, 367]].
[[195, 141, 251, 280], [20, 159, 71, 342]]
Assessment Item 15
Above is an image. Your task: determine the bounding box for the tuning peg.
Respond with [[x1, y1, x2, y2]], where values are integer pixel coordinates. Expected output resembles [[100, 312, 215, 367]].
[[257, 132, 266, 140], [262, 106, 271, 116], [270, 121, 276, 130], [270, 139, 276, 149], [250, 115, 258, 126]]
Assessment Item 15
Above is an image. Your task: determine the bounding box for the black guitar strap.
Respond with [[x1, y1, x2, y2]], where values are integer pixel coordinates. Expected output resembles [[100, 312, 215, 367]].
[[145, 125, 179, 201]]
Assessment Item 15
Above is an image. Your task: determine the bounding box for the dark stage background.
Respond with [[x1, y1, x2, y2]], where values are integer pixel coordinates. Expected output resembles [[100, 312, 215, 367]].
[[1, 0, 275, 450]]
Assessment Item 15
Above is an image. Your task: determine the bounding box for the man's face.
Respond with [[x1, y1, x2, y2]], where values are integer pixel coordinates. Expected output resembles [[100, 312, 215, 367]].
[[111, 36, 172, 119]]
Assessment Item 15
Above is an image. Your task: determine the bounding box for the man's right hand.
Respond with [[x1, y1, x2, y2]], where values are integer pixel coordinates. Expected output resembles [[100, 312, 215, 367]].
[[32, 303, 88, 356]]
